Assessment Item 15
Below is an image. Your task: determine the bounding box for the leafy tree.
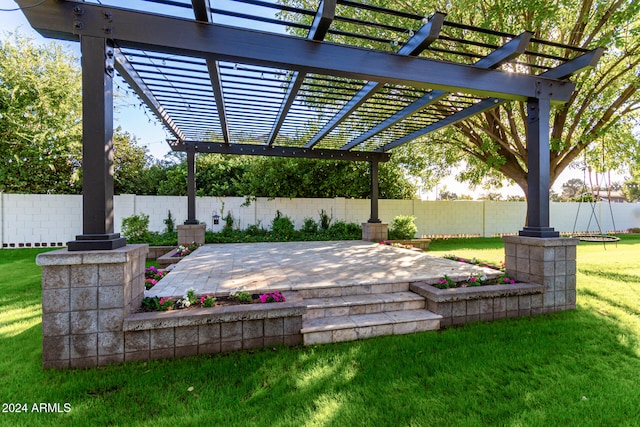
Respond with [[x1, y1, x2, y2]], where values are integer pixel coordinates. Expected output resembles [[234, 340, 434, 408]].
[[561, 178, 586, 200], [623, 145, 640, 201], [279, 0, 640, 201], [438, 190, 458, 200], [0, 34, 82, 193], [152, 154, 417, 198], [113, 127, 153, 194], [624, 178, 640, 201], [0, 35, 159, 195], [238, 156, 416, 199], [479, 192, 503, 201]]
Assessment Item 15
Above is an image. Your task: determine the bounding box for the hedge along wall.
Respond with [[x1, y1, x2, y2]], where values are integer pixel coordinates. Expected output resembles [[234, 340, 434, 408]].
[[1, 193, 639, 247]]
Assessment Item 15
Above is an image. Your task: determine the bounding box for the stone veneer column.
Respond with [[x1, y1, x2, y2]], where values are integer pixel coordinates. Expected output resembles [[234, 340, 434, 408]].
[[502, 236, 578, 313], [177, 224, 206, 246], [361, 223, 388, 242], [36, 244, 148, 369]]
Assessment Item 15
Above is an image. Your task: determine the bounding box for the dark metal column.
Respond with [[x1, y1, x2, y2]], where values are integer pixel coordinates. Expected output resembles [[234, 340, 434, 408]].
[[368, 161, 381, 223], [68, 36, 126, 251], [519, 97, 559, 238], [184, 143, 199, 224]]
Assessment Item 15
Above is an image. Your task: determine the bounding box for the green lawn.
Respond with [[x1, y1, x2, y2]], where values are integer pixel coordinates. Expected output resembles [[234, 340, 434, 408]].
[[1, 237, 639, 426]]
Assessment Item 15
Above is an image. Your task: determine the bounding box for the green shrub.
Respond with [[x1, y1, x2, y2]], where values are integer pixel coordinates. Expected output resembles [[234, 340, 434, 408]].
[[389, 215, 417, 240], [271, 210, 295, 239], [163, 210, 175, 234], [319, 209, 332, 231], [223, 211, 234, 228], [145, 231, 177, 246], [326, 221, 361, 239], [222, 211, 235, 237], [302, 217, 319, 234], [121, 213, 150, 243], [244, 223, 267, 237]]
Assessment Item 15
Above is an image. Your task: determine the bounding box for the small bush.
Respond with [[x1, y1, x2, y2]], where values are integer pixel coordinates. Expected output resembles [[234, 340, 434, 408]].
[[222, 211, 235, 237], [121, 213, 150, 242], [223, 211, 234, 228], [145, 231, 178, 246], [326, 221, 362, 239], [163, 210, 175, 234], [271, 210, 295, 239], [302, 217, 319, 234], [244, 223, 267, 237], [319, 209, 332, 231], [389, 215, 417, 240], [230, 290, 253, 303]]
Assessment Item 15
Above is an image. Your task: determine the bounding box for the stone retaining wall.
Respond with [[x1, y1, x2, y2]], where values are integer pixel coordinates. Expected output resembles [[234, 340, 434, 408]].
[[37, 245, 305, 369], [122, 294, 305, 361], [146, 246, 175, 260], [410, 282, 545, 327]]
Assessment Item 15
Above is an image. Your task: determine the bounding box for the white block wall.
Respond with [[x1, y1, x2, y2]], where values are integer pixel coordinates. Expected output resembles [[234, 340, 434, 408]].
[[1, 192, 639, 247]]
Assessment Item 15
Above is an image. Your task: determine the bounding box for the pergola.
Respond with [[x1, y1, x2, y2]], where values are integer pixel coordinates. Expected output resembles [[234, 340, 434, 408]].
[[18, 0, 602, 250]]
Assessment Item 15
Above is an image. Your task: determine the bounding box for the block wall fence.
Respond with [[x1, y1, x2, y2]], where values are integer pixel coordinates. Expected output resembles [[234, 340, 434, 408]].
[[1, 192, 639, 247]]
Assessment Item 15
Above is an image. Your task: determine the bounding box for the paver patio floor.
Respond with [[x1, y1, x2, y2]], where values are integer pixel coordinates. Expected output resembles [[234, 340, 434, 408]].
[[147, 240, 500, 298]]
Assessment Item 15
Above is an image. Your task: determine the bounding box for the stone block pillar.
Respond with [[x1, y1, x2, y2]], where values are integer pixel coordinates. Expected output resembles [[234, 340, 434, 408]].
[[36, 244, 148, 369], [177, 224, 206, 246], [503, 236, 578, 313], [362, 222, 388, 242]]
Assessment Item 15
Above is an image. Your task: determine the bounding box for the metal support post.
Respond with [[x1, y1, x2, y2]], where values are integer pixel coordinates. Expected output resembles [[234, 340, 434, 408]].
[[184, 143, 199, 224], [368, 161, 381, 223], [519, 97, 559, 238], [68, 36, 125, 250]]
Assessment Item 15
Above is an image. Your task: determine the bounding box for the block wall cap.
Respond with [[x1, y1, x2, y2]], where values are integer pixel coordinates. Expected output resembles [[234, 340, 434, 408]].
[[502, 236, 579, 247], [411, 281, 544, 303], [36, 244, 149, 266]]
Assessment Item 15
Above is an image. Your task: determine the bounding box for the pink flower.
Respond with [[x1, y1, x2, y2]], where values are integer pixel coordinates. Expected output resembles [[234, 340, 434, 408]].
[[510, 279, 515, 284], [159, 297, 166, 305]]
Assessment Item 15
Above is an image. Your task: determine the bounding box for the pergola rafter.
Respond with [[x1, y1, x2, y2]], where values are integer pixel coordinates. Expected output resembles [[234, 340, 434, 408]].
[[113, 49, 186, 141], [267, 0, 336, 146], [304, 11, 446, 149], [378, 47, 605, 152], [191, 0, 230, 145], [341, 31, 533, 151], [15, 0, 602, 249]]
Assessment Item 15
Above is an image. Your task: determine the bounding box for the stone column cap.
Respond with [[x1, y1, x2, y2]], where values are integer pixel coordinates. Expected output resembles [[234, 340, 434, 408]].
[[36, 244, 149, 266], [502, 236, 579, 247]]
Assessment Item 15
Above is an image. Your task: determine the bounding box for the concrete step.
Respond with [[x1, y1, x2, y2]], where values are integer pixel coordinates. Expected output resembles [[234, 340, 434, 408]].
[[303, 291, 425, 320], [301, 309, 442, 345], [296, 282, 410, 299]]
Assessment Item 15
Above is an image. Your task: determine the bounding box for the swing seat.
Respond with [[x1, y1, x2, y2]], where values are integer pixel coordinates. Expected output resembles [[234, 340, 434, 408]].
[[572, 234, 620, 242]]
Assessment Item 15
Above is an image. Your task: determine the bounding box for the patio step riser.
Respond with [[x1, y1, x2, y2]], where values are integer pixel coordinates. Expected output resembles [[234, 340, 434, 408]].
[[304, 300, 425, 320], [303, 317, 440, 345], [297, 282, 410, 299]]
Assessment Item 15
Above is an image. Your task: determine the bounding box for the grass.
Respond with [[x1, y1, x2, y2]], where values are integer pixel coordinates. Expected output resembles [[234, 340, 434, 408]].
[[1, 237, 640, 426]]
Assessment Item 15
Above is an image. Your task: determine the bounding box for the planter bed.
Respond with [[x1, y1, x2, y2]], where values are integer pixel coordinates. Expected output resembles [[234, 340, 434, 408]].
[[391, 239, 432, 250], [410, 281, 544, 328], [122, 291, 306, 361], [156, 248, 182, 268], [146, 246, 176, 261]]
